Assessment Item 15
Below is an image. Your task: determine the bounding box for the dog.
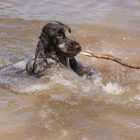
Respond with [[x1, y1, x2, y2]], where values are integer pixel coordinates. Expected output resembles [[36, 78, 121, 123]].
[[0, 21, 94, 78]]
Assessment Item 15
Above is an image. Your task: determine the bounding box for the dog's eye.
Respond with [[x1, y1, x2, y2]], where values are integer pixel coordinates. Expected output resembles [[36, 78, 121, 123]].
[[57, 29, 63, 37], [68, 28, 71, 33]]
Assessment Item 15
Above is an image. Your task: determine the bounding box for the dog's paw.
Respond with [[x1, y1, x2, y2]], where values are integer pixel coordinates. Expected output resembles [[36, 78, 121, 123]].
[[86, 69, 96, 79]]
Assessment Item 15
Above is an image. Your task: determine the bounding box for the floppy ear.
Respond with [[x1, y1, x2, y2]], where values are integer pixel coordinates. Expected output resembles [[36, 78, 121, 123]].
[[32, 32, 50, 75], [39, 32, 49, 47], [38, 29, 56, 53], [35, 33, 49, 60]]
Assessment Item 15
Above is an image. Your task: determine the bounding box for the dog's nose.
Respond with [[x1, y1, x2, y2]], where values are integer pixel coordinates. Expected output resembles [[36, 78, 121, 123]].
[[67, 40, 82, 57], [75, 44, 81, 52], [72, 41, 81, 52]]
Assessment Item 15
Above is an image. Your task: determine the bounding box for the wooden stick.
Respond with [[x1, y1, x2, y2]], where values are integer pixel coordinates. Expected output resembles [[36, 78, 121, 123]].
[[79, 51, 140, 69]]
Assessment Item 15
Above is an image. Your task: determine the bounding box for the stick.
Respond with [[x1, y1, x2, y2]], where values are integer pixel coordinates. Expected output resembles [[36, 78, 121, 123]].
[[79, 51, 140, 69]]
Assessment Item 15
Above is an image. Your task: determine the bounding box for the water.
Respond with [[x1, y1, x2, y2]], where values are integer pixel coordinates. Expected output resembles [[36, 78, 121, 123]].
[[0, 0, 140, 140]]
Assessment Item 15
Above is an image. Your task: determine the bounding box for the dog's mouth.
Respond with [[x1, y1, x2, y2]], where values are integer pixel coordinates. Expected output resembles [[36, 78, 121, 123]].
[[67, 41, 81, 58], [57, 40, 82, 58], [67, 50, 80, 58]]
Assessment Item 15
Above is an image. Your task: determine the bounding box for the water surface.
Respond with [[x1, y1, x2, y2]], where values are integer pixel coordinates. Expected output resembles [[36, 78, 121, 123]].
[[0, 0, 140, 140]]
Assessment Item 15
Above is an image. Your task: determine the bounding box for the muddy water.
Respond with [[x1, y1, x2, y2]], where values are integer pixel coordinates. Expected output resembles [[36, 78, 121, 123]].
[[0, 0, 140, 140]]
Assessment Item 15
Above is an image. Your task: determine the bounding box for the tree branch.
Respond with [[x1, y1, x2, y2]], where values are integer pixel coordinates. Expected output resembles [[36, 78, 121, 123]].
[[80, 51, 140, 69]]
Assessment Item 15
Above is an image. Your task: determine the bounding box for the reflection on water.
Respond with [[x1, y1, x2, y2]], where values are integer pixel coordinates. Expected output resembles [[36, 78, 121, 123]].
[[0, 0, 140, 140]]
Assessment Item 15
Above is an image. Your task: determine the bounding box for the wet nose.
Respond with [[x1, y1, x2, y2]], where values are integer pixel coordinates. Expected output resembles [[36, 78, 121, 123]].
[[72, 41, 81, 52], [75, 44, 81, 52]]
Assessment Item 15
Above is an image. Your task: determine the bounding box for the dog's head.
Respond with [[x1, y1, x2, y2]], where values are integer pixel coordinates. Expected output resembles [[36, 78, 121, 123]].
[[40, 21, 81, 58]]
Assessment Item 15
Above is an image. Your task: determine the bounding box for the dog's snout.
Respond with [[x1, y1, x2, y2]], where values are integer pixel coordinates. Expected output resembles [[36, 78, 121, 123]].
[[70, 41, 81, 52], [75, 44, 81, 52], [66, 40, 82, 58]]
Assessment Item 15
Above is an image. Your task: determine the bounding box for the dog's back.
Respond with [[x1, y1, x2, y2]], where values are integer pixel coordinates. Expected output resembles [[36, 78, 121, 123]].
[[0, 59, 28, 75]]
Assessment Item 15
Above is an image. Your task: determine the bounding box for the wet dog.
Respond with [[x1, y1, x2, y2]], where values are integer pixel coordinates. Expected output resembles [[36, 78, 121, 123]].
[[0, 21, 94, 78]]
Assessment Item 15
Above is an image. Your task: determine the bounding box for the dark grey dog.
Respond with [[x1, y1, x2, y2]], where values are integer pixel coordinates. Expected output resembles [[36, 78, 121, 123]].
[[0, 21, 93, 78]]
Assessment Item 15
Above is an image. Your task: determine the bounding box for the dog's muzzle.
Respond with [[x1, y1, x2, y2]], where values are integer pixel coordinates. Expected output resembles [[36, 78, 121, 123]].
[[67, 41, 81, 58]]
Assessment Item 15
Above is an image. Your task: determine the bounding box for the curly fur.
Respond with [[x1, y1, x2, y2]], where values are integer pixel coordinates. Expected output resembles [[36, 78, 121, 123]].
[[1, 21, 94, 78]]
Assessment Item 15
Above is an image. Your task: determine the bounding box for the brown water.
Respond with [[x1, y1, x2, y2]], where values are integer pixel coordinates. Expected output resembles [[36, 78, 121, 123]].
[[0, 0, 140, 140]]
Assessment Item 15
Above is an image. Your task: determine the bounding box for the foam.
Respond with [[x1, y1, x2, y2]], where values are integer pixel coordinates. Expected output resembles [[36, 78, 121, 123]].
[[133, 95, 140, 101], [102, 82, 124, 95]]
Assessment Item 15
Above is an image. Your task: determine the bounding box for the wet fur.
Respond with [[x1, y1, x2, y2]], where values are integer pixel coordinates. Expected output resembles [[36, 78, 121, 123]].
[[1, 21, 93, 78]]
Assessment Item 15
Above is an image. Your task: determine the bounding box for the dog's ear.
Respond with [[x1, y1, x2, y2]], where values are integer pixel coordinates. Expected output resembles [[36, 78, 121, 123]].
[[39, 32, 48, 45], [39, 24, 56, 45], [36, 28, 54, 55], [42, 24, 56, 38]]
